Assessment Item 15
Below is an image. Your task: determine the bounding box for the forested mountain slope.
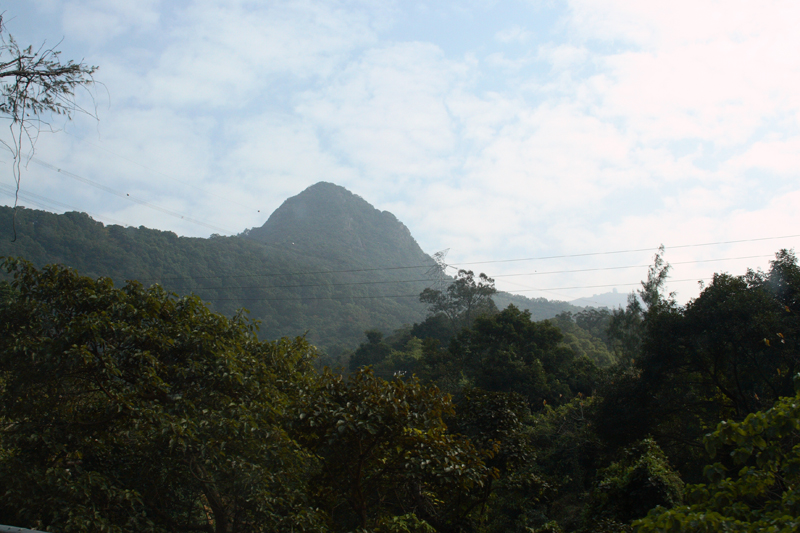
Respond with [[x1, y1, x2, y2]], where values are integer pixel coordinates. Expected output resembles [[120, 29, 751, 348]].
[[0, 182, 581, 352], [494, 291, 579, 320]]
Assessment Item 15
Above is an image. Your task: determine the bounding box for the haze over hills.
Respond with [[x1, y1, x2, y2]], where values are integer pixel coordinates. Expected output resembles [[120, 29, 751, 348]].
[[570, 289, 631, 309], [0, 182, 584, 352]]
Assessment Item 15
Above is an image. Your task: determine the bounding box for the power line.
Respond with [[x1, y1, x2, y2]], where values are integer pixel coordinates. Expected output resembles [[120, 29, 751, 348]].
[[492, 254, 771, 279], [22, 153, 234, 235], [448, 235, 800, 267], [166, 276, 439, 291], [160, 254, 771, 292], [508, 278, 711, 294], [2, 178, 794, 295], [65, 131, 264, 214], [139, 261, 437, 282], [202, 277, 713, 303], [0, 184, 132, 227], [141, 235, 799, 284]]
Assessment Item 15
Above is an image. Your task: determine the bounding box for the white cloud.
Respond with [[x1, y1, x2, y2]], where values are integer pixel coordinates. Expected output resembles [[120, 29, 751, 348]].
[[566, 0, 800, 151], [536, 44, 589, 71], [8, 0, 800, 303], [62, 0, 160, 44], [496, 25, 532, 44], [296, 42, 466, 191], [133, 0, 379, 109], [724, 137, 800, 177]]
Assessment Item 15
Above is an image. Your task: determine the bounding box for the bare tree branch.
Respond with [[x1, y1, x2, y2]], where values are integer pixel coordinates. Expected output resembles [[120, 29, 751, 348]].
[[0, 13, 98, 241]]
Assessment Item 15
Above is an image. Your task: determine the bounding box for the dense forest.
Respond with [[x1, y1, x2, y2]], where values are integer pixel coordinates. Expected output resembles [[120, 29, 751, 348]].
[[2, 247, 799, 532]]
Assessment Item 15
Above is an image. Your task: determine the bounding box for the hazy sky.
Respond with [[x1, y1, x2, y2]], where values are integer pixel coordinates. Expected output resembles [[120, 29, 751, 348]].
[[3, 0, 800, 304]]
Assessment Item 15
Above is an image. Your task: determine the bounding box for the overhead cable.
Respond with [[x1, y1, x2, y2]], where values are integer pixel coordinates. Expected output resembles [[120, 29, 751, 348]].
[[141, 235, 800, 283], [65, 131, 264, 213], [0, 185, 131, 227], [448, 235, 800, 267], [203, 277, 713, 302], [25, 155, 234, 235], [159, 254, 772, 292]]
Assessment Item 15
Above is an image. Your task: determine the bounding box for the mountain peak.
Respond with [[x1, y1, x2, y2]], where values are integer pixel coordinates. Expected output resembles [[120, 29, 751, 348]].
[[245, 183, 431, 268]]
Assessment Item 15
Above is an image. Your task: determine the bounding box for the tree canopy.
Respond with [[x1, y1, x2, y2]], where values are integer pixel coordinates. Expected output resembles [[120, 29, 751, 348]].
[[419, 269, 498, 335], [636, 382, 800, 532], [4, 249, 800, 533], [0, 258, 323, 532]]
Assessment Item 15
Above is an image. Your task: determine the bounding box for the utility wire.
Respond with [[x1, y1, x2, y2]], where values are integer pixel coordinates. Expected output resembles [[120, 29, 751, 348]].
[[203, 277, 713, 302], [22, 153, 234, 235], [0, 184, 131, 227], [142, 235, 799, 283], [508, 278, 711, 294], [167, 276, 439, 291], [492, 254, 770, 279], [160, 254, 771, 292], [448, 235, 800, 267], [65, 131, 264, 213], [139, 261, 437, 282]]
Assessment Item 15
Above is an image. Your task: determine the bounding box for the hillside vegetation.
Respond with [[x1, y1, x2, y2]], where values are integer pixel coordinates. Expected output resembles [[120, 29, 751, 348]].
[[2, 249, 799, 532], [0, 182, 580, 354]]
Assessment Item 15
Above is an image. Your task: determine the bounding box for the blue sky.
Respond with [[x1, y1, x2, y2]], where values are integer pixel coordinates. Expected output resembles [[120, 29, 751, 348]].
[[3, 0, 800, 303]]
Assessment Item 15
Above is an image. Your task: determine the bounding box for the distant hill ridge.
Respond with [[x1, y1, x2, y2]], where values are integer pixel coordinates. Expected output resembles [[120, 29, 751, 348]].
[[0, 182, 581, 352]]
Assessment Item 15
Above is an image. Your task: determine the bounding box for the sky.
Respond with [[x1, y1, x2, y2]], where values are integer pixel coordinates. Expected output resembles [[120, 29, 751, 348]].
[[2, 0, 800, 305]]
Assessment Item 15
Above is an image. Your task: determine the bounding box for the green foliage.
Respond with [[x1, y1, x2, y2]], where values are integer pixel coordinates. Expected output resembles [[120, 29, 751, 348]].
[[596, 250, 800, 478], [438, 305, 600, 409], [0, 258, 324, 533], [524, 397, 605, 532], [371, 336, 426, 379], [291, 368, 491, 532], [530, 397, 603, 492], [0, 204, 432, 354], [349, 329, 394, 371], [573, 308, 613, 349], [607, 293, 645, 366], [606, 247, 673, 367], [584, 438, 684, 529], [493, 292, 583, 323], [451, 389, 550, 533], [635, 385, 800, 532], [411, 313, 455, 348], [373, 513, 437, 533], [453, 388, 534, 472], [419, 269, 498, 335], [551, 312, 616, 367]]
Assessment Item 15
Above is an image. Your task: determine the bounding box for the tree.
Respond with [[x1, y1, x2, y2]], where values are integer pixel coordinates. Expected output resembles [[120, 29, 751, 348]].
[[291, 368, 491, 532], [349, 329, 393, 371], [635, 380, 800, 532], [528, 397, 605, 531], [551, 312, 616, 368], [582, 438, 683, 530], [449, 388, 547, 533], [595, 250, 800, 478], [445, 305, 598, 408], [419, 269, 497, 335], [0, 14, 97, 239], [607, 246, 673, 366], [0, 258, 324, 532]]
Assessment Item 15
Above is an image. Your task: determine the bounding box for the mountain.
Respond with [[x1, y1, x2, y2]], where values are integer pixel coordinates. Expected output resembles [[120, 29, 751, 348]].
[[0, 182, 581, 353], [245, 182, 431, 269], [0, 183, 437, 354], [494, 292, 582, 320], [570, 289, 632, 309]]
